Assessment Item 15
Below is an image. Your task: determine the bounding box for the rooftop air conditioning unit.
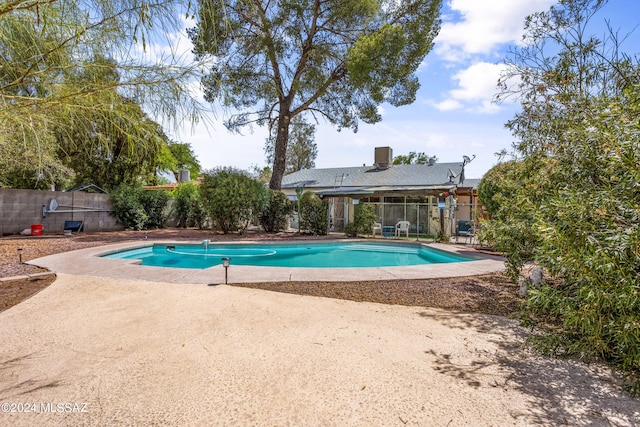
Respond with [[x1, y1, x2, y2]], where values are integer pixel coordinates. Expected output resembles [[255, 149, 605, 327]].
[[178, 169, 190, 182], [374, 146, 393, 169]]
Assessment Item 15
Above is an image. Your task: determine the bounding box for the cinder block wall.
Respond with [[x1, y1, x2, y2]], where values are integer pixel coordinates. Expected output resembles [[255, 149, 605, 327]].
[[0, 189, 122, 235]]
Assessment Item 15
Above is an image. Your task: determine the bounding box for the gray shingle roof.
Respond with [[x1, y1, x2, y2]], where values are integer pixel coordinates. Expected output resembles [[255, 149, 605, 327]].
[[282, 162, 467, 190], [459, 178, 481, 189]]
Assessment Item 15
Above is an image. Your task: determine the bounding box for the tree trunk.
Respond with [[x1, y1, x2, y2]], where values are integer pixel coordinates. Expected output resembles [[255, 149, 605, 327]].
[[268, 111, 291, 190]]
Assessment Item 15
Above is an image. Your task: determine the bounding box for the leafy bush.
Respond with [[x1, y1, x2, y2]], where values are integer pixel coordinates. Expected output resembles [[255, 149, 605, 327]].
[[480, 151, 640, 394], [299, 191, 328, 235], [259, 190, 293, 232], [519, 104, 640, 395], [139, 189, 171, 229], [110, 185, 147, 230], [343, 222, 358, 237], [491, 0, 640, 394], [354, 203, 376, 235], [110, 185, 172, 230], [344, 203, 376, 237], [476, 159, 545, 281], [173, 182, 206, 228], [199, 167, 269, 233]]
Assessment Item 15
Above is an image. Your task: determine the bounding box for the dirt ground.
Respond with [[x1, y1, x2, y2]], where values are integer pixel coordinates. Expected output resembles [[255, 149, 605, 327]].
[[3, 230, 639, 426], [0, 229, 520, 316]]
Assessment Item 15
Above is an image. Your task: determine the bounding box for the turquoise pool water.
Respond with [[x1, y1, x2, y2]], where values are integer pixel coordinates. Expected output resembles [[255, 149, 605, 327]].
[[103, 242, 471, 269]]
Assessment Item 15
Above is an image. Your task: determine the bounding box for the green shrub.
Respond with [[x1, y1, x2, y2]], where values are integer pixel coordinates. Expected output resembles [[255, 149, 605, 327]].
[[476, 159, 545, 281], [354, 203, 376, 235], [484, 0, 640, 394], [110, 185, 172, 230], [139, 190, 170, 229], [259, 190, 293, 232], [343, 222, 357, 237], [173, 182, 206, 228], [299, 191, 328, 235], [110, 185, 147, 230], [520, 116, 640, 395], [199, 167, 269, 233], [344, 203, 376, 237]]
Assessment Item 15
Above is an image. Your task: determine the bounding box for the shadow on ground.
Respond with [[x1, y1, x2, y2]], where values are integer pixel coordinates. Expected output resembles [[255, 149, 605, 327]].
[[417, 310, 640, 426]]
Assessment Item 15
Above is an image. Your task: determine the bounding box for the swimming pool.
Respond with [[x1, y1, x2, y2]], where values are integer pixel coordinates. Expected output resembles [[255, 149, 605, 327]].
[[103, 241, 471, 269]]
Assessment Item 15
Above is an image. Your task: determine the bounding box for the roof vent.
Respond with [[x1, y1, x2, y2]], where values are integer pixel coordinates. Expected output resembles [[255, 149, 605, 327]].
[[374, 146, 393, 169]]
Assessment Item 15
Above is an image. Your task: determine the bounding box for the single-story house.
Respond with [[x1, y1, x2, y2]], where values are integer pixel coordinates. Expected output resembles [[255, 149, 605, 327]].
[[281, 147, 480, 237]]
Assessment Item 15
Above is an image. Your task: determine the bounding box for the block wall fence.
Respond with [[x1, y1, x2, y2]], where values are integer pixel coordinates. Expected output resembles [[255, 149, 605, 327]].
[[0, 189, 122, 235]]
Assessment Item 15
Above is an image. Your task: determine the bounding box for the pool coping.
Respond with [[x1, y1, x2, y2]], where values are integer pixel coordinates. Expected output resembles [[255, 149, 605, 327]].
[[28, 239, 506, 284]]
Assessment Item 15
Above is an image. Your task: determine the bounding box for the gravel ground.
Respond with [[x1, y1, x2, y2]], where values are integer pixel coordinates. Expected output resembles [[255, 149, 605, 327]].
[[0, 229, 519, 316]]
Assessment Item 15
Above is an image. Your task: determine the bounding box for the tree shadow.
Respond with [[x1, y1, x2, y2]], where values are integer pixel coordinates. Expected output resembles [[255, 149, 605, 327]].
[[0, 353, 63, 399], [416, 310, 640, 425]]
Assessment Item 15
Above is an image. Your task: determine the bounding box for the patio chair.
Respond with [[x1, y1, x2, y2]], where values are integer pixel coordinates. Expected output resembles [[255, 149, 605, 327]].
[[456, 220, 475, 244], [372, 222, 383, 237], [395, 221, 410, 238]]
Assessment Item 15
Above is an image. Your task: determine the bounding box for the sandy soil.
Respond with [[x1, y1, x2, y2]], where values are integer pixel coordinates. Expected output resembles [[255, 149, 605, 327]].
[[0, 229, 638, 426]]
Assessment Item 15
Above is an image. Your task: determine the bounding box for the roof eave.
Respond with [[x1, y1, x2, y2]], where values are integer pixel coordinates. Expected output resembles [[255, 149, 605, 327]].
[[315, 184, 457, 197]]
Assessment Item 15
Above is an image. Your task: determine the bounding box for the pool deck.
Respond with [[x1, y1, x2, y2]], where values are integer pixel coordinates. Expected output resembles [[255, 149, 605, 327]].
[[28, 239, 505, 284]]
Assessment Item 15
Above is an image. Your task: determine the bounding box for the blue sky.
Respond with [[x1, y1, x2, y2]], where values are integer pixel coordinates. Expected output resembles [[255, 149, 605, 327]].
[[166, 0, 639, 180]]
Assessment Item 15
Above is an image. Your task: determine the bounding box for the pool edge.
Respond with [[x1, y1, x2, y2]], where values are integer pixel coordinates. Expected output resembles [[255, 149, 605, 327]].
[[28, 239, 506, 284]]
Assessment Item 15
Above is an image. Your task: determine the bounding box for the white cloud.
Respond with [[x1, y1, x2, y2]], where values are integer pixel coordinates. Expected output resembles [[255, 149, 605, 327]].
[[436, 0, 556, 59], [433, 99, 463, 111], [422, 133, 450, 150], [429, 1, 556, 114], [450, 63, 502, 101], [434, 62, 505, 113]]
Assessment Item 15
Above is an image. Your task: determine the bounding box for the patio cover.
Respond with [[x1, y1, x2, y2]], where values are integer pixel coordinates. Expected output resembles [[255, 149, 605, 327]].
[[315, 184, 457, 198]]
